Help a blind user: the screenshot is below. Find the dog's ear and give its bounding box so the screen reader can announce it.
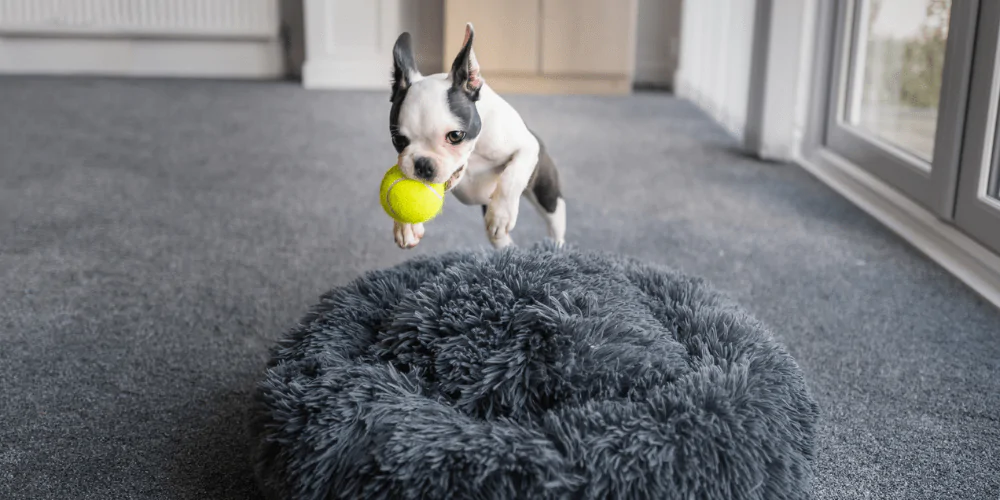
[391,32,420,102]
[449,23,483,100]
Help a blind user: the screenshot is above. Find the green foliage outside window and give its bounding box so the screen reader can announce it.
[864,0,950,110]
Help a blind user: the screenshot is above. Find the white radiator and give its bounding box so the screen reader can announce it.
[0,0,284,78]
[0,0,279,39]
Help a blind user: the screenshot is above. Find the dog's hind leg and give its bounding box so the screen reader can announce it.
[525,147,565,246]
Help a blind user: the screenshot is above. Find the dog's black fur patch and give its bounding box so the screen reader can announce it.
[447,87,482,141]
[527,131,561,214]
[389,88,410,154]
[389,34,418,153]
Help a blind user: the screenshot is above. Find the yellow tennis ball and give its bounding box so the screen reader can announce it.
[379,165,445,224]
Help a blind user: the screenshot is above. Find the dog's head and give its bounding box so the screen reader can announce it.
[389,23,483,188]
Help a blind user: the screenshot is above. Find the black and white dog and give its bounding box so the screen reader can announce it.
[389,23,566,249]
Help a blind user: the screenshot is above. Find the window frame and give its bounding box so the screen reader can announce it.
[823,0,979,218]
[954,0,1000,252]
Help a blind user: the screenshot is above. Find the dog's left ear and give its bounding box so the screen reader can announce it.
[449,23,484,100]
[391,32,420,102]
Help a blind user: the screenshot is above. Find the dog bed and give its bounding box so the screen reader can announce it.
[251,243,819,500]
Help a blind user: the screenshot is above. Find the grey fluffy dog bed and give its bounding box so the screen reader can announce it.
[252,244,819,499]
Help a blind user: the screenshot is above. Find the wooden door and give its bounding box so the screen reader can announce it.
[540,0,637,77]
[443,0,540,74]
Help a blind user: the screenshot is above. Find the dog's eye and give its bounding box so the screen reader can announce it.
[446,131,467,145]
[392,134,409,153]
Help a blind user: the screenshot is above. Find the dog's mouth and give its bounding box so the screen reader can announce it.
[444,165,466,191]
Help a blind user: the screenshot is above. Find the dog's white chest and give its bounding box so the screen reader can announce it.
[450,152,502,206]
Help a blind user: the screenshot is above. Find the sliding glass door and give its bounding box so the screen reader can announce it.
[824,0,1000,254]
[826,0,976,217]
[955,0,1000,252]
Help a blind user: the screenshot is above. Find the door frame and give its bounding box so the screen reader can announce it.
[954,0,1000,252]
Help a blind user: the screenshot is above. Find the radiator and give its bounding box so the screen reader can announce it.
[0,0,279,39]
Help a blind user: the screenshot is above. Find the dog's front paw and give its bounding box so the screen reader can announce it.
[485,199,518,242]
[393,221,425,249]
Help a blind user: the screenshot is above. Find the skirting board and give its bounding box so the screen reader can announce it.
[302,65,633,95]
[633,62,675,88]
[0,36,283,78]
[798,148,1000,310]
[484,74,632,96]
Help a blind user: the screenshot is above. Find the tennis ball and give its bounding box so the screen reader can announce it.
[379,164,445,224]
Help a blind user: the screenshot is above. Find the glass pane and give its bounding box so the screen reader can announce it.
[846,0,952,162]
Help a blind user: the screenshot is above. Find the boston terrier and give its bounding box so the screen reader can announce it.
[388,23,566,249]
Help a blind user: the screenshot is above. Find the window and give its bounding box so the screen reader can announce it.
[953,0,1000,252]
[825,0,970,216]
[820,0,1000,254]
[845,0,951,162]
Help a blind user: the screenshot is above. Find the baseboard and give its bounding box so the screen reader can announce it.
[798,148,1000,310]
[633,62,674,88]
[0,36,283,78]
[302,62,632,95]
[484,74,632,95]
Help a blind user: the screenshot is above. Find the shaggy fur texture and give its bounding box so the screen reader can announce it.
[251,243,819,499]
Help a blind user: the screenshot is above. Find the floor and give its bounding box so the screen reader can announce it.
[1,77,998,500]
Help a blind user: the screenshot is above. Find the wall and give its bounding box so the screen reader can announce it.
[675,0,758,139]
[280,0,306,79]
[303,0,679,90]
[749,0,818,160]
[0,0,284,78]
[302,0,444,90]
[402,0,445,74]
[634,0,682,88]
[675,0,817,160]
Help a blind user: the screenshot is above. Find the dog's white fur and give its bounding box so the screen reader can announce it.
[392,24,565,250]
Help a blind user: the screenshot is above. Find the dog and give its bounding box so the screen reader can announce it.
[388,23,566,249]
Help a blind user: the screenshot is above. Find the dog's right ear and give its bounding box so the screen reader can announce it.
[391,32,420,102]
[449,23,483,100]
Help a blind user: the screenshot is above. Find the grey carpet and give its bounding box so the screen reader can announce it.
[0,77,997,500]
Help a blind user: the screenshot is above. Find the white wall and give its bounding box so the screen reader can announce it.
[0,0,284,78]
[752,0,818,160]
[676,0,817,160]
[675,0,758,139]
[302,0,444,90]
[634,0,682,87]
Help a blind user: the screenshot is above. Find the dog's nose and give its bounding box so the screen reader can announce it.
[413,157,435,181]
